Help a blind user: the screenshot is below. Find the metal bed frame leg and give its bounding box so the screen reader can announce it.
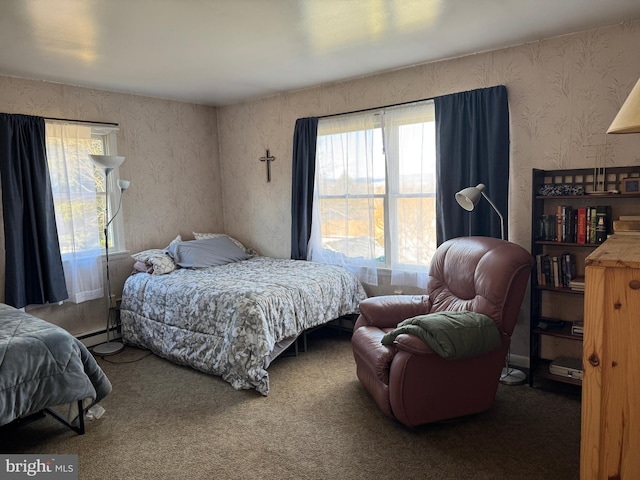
[44,400,85,435]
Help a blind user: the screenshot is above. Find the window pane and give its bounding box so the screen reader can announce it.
[46,125,100,255]
[318,197,385,261]
[46,123,122,254]
[91,136,109,248]
[313,102,436,283]
[316,127,385,196]
[398,121,436,194]
[394,196,437,265]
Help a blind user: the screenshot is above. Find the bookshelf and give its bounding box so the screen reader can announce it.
[529,166,640,388]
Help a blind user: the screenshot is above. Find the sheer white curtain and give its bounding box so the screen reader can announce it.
[309,102,436,288]
[45,122,104,303]
[382,101,436,289]
[308,112,380,285]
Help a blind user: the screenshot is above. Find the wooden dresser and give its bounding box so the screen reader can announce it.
[581,234,640,480]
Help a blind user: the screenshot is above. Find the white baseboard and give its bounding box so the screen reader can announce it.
[508,353,529,369]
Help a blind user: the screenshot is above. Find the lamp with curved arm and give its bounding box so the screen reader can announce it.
[455,182,525,385]
[455,183,504,240]
[90,155,129,356]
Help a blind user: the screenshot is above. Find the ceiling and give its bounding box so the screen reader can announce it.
[1,0,640,107]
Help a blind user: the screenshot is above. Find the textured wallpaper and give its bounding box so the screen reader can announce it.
[0,77,224,335]
[0,20,639,360]
[219,21,640,256]
[217,20,640,359]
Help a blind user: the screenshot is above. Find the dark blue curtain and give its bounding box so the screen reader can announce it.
[290,117,319,260]
[0,114,68,308]
[435,85,510,244]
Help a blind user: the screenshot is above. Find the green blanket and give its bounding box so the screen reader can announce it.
[381,311,502,360]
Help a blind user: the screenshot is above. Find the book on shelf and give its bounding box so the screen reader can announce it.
[555,205,575,243]
[537,205,612,244]
[577,208,587,244]
[536,254,552,286]
[595,205,611,244]
[569,276,585,291]
[618,215,640,221]
[535,254,544,285]
[551,256,560,287]
[535,253,576,288]
[613,219,640,232]
[571,321,584,337]
[589,206,597,243]
[543,255,551,285]
[561,252,576,287]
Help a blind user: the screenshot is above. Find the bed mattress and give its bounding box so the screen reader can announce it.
[120,256,366,394]
[0,304,112,427]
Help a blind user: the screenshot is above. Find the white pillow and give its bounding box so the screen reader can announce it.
[131,235,182,275]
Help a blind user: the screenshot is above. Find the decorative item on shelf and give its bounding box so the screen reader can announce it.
[536,319,565,331]
[584,134,613,194]
[621,176,640,194]
[90,154,130,356]
[537,184,584,197]
[607,77,640,134]
[455,183,525,386]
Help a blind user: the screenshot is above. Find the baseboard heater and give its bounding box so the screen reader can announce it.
[77,326,122,348]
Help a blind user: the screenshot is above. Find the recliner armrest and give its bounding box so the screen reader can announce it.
[355,295,431,330]
[393,333,437,356]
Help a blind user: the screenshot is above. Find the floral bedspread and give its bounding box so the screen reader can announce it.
[120,257,366,395]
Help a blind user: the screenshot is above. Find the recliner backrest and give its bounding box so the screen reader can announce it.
[427,236,533,336]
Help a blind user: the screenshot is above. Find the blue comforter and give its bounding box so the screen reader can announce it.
[0,303,112,426]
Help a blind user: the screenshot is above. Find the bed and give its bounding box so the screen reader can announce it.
[120,236,367,395]
[0,303,112,433]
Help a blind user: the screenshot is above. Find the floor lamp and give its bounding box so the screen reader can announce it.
[455,183,527,386]
[90,154,128,356]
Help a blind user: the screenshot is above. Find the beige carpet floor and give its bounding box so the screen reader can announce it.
[0,328,581,479]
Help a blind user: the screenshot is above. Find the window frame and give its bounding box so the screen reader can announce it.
[45,121,127,257]
[314,103,436,271]
[92,125,126,255]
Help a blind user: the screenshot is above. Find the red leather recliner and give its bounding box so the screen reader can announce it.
[351,236,534,427]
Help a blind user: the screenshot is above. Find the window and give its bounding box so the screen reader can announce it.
[44,121,125,303]
[309,100,436,288]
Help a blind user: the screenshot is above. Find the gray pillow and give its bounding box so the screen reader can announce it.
[164,237,250,268]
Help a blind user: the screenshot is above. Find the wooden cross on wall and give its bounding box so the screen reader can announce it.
[259,149,276,183]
